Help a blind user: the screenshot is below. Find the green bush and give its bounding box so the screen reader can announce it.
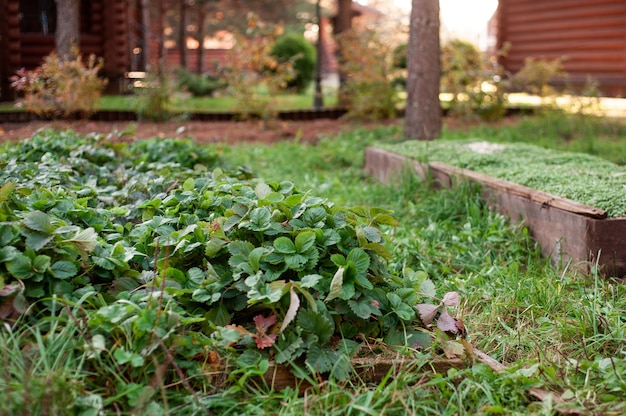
[270,34,316,93]
[177,68,225,97]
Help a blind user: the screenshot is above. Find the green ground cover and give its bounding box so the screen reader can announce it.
[381,138,626,217]
[0,111,625,415]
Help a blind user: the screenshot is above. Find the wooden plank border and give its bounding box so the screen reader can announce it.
[364,147,626,277]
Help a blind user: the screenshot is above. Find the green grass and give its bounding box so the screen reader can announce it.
[215,112,626,415]
[98,92,339,113]
[1,111,626,414]
[1,91,339,114]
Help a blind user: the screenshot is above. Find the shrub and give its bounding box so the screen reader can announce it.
[338,29,398,120]
[221,14,295,120]
[177,68,225,97]
[440,40,483,101]
[440,40,509,121]
[512,56,567,97]
[133,66,177,121]
[10,52,108,118]
[270,34,316,93]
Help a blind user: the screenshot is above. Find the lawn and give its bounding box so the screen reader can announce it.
[0,111,625,415]
[0,90,340,114]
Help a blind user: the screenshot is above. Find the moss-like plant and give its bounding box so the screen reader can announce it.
[383,139,626,217]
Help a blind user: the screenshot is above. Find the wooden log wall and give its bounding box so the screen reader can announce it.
[102,0,131,80]
[497,0,626,97]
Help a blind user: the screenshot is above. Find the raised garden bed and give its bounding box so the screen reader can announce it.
[364,141,626,278]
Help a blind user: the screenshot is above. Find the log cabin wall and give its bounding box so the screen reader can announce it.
[497,0,626,97]
[0,0,131,101]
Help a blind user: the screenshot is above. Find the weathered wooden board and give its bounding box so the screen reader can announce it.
[261,356,464,391]
[364,147,626,277]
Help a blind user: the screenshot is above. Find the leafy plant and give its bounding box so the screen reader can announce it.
[0,129,464,399]
[337,28,398,120]
[10,51,108,119]
[512,56,567,98]
[440,40,510,121]
[270,34,316,93]
[221,14,295,120]
[177,68,226,97]
[133,65,178,121]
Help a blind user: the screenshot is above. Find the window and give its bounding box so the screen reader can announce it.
[19,0,92,35]
[19,0,57,34]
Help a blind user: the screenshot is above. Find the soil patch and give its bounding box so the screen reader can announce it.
[0,116,522,145]
[0,118,402,145]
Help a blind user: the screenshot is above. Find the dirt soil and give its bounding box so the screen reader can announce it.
[0,118,403,145]
[0,116,521,145]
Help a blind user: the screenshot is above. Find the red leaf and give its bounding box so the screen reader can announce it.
[253,314,279,349]
[253,314,278,335]
[254,333,278,349]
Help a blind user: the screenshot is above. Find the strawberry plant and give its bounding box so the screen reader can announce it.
[0,130,461,405]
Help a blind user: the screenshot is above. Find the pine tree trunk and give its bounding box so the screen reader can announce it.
[404,0,441,140]
[197,6,207,74]
[55,0,80,59]
[140,0,152,68]
[334,0,352,107]
[179,0,188,69]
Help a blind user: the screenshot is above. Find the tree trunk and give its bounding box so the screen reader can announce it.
[197,6,207,74]
[140,0,152,68]
[156,0,166,62]
[404,0,441,140]
[55,0,80,59]
[179,0,188,69]
[334,0,352,107]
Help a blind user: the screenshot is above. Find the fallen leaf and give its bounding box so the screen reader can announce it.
[225,324,252,337]
[416,303,440,325]
[280,285,300,333]
[442,340,466,359]
[437,309,459,334]
[0,284,21,297]
[442,291,460,307]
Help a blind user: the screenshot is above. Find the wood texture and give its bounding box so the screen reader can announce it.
[364,147,626,277]
[497,0,626,96]
[261,356,464,391]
